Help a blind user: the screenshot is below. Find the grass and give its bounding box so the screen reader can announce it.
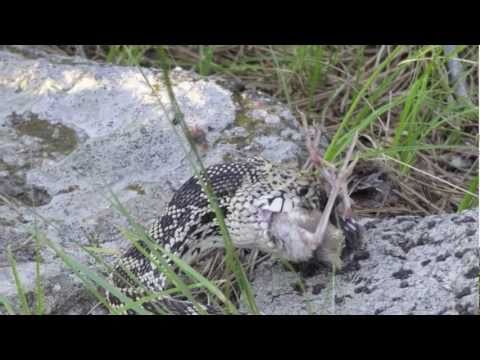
[6,247,31,314]
[1,45,478,315]
[2,231,46,315]
[137,50,258,314]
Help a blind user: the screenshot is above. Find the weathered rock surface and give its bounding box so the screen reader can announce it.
[0,46,308,314]
[245,210,479,315]
[0,47,478,315]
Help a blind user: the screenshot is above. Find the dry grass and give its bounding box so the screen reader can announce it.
[3,45,476,315]
[53,45,478,217]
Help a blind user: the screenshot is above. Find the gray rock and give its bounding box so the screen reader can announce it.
[0,47,305,314]
[0,47,478,315]
[244,210,479,315]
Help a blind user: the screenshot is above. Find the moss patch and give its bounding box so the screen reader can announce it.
[126,183,146,195]
[9,112,79,156]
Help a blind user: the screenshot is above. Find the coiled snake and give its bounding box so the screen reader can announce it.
[106,157,361,314]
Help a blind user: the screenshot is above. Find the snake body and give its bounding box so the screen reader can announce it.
[107,157,361,314]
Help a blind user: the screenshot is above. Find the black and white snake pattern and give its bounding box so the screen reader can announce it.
[106,157,361,314]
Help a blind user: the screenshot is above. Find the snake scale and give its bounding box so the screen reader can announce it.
[106,157,362,314]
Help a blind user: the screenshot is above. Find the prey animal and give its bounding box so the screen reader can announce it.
[107,157,362,314]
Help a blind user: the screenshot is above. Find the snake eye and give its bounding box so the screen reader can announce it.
[298,187,309,197]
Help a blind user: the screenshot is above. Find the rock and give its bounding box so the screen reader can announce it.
[0,47,306,314]
[0,47,478,315]
[243,209,479,315]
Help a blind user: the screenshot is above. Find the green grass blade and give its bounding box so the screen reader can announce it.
[33,230,45,315]
[109,187,239,314]
[0,295,16,315]
[6,247,31,315]
[270,46,293,111]
[39,232,152,315]
[198,46,215,76]
[157,243,239,313]
[330,94,406,161]
[107,190,212,314]
[140,52,259,314]
[119,227,209,315]
[325,45,406,161]
[458,175,479,211]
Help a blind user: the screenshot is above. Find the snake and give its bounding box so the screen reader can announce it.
[106,157,362,314]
